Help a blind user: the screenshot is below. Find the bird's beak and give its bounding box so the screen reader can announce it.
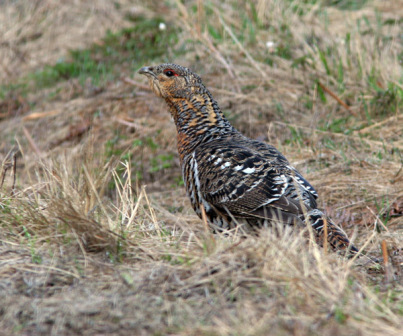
[138,66,156,78]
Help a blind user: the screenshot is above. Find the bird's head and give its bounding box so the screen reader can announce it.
[138,63,203,99]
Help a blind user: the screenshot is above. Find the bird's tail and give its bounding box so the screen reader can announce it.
[300,209,358,255]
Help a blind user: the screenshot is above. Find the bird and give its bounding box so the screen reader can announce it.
[138,63,358,255]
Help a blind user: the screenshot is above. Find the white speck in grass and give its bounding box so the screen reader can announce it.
[159,22,166,31]
[266,41,275,48]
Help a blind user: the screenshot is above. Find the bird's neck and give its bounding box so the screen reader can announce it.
[165,91,235,159]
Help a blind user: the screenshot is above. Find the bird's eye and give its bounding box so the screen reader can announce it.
[164,69,177,77]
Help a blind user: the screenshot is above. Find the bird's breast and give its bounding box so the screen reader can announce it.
[177,132,193,163]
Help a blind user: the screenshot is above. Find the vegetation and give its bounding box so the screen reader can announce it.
[0,0,402,335]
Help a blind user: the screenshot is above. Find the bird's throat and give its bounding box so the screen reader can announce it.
[166,93,228,133]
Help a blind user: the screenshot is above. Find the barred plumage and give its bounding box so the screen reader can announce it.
[139,63,358,254]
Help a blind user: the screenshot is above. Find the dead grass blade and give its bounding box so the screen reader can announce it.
[200,203,210,234]
[22,126,43,157]
[323,217,328,255]
[218,15,268,79]
[381,240,391,282]
[318,81,350,111]
[174,0,239,90]
[22,110,61,121]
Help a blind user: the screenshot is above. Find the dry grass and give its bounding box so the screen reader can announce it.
[0,0,402,335]
[0,0,141,83]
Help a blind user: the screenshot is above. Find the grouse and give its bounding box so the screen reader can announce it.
[138,63,358,254]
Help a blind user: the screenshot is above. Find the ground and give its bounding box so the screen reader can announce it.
[0,0,402,335]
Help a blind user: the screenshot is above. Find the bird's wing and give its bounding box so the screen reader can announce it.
[247,138,319,200]
[194,140,318,221]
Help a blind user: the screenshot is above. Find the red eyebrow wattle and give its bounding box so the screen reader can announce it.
[164,69,179,76]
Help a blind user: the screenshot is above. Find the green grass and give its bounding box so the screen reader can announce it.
[22,226,42,264]
[30,50,110,87]
[318,116,358,134]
